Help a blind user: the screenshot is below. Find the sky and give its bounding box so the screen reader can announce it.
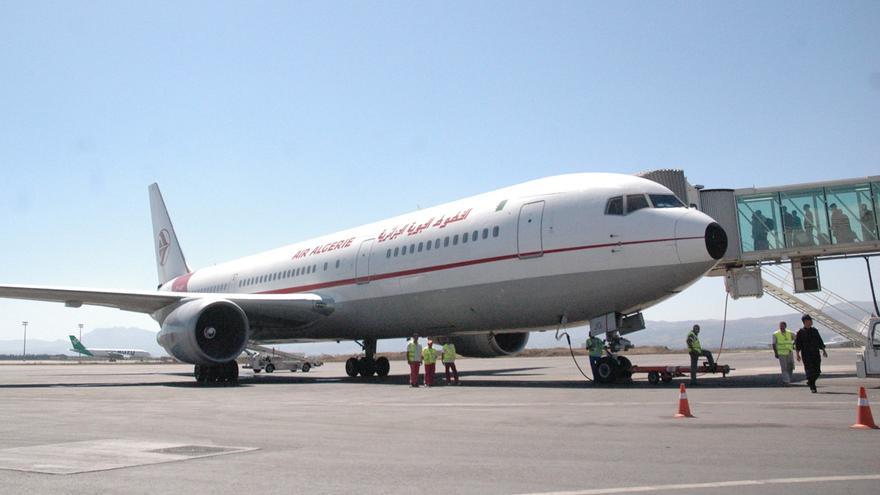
[1,1,878,345]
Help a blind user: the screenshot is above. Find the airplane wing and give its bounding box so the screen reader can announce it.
[0,284,334,322]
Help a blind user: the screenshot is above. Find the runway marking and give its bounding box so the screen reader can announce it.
[516,474,880,495]
[367,400,847,408]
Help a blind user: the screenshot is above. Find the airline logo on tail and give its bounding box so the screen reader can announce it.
[157,229,170,266]
[69,336,94,356]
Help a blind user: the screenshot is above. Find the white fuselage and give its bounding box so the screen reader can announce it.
[158,173,722,343]
[74,348,151,359]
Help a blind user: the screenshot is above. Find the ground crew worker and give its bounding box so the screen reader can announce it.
[795,314,826,393]
[586,334,604,378]
[407,335,422,387]
[686,324,715,385]
[772,321,795,386]
[422,338,438,387]
[441,340,459,385]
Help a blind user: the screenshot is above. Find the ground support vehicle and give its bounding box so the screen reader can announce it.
[630,362,732,385]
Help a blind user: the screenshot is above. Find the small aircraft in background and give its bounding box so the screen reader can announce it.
[68,335,151,361]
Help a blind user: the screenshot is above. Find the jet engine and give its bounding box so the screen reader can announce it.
[157,299,249,365]
[449,332,529,358]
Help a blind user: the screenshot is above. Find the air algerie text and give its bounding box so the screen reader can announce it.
[292,237,355,260]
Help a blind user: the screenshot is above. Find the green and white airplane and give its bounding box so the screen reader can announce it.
[68,335,151,360]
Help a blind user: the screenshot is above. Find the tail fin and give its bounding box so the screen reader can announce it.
[69,335,93,356]
[149,183,190,285]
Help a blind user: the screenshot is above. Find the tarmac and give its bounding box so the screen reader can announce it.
[1,349,878,495]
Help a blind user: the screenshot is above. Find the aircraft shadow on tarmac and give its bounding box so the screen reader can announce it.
[0,369,866,391]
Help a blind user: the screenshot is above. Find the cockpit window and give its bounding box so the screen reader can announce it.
[649,194,685,208]
[626,194,649,213]
[605,196,623,215]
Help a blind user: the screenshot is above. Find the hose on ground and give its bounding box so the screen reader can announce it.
[555,316,593,382]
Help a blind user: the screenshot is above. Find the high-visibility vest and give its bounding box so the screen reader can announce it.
[773,330,794,356]
[407,342,421,362]
[687,331,702,353]
[442,343,456,363]
[588,337,604,357]
[422,347,438,365]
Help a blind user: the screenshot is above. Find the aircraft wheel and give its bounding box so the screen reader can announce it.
[595,358,616,384]
[226,361,239,383]
[252,369,261,374]
[345,357,359,377]
[375,357,390,377]
[194,365,205,383]
[648,371,660,385]
[265,363,275,373]
[301,362,311,373]
[616,356,633,379]
[358,357,375,377]
[661,372,673,383]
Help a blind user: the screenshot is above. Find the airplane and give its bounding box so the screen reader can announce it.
[68,335,151,361]
[0,173,727,383]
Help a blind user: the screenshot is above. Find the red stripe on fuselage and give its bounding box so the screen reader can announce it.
[251,235,702,295]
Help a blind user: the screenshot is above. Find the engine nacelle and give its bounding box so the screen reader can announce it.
[449,332,529,358]
[157,299,250,365]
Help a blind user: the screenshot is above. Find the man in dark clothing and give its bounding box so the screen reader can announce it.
[795,314,827,393]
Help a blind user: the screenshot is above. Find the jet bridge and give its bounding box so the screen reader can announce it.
[640,170,880,345]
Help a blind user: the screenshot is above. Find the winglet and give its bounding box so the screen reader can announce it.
[69,335,94,356]
[149,183,190,285]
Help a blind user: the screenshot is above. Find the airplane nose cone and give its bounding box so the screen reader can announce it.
[704,222,728,260]
[675,211,727,264]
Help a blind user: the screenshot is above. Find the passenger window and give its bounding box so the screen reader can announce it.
[410,244,415,254]
[296,268,300,276]
[627,194,649,213]
[453,234,459,245]
[605,196,624,215]
[435,239,441,249]
[482,228,488,239]
[493,226,500,237]
[401,246,407,256]
[462,232,468,243]
[394,247,399,257]
[313,264,317,273]
[336,260,340,268]
[418,242,423,252]
[473,230,479,241]
[426,241,431,251]
[324,262,328,271]
[444,237,450,247]
[386,249,391,258]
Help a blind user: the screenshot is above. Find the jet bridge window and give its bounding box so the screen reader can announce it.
[626,194,649,213]
[605,196,624,215]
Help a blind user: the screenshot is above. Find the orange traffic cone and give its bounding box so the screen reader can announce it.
[675,383,694,418]
[851,386,878,430]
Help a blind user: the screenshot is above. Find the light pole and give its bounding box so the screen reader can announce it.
[21,321,28,360]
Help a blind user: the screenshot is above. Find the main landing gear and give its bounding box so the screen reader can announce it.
[194,361,239,384]
[345,338,390,378]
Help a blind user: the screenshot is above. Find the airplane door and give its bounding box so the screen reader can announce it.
[355,239,375,284]
[518,201,545,258]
